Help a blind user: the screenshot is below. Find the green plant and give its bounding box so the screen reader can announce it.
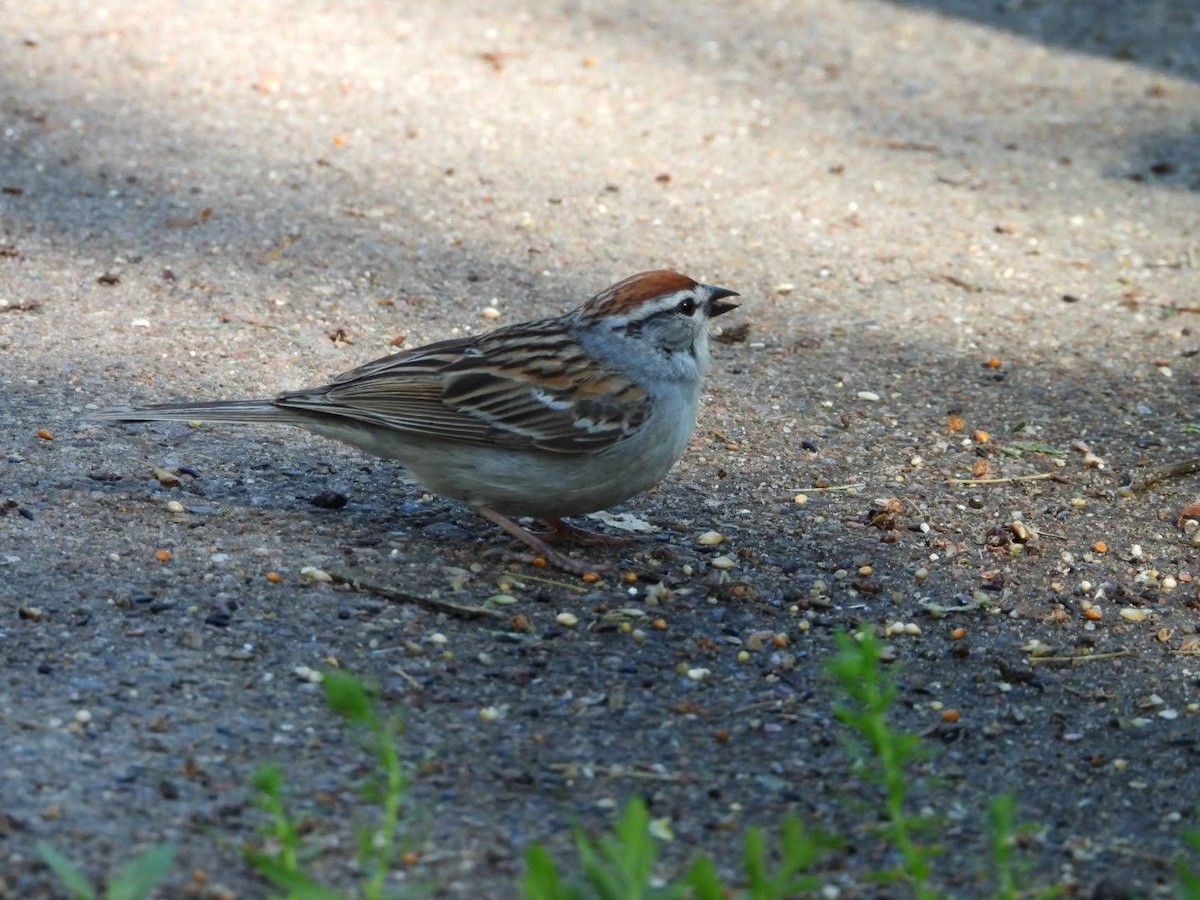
[244,669,421,899]
[522,796,832,899]
[827,630,939,898]
[37,841,176,900]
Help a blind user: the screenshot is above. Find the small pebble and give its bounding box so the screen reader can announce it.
[1119,608,1151,622]
[775,283,795,295]
[914,567,929,581]
[793,493,808,505]
[74,709,92,725]
[293,665,323,683]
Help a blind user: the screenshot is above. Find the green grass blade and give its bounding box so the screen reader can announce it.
[36,842,96,900]
[108,843,176,900]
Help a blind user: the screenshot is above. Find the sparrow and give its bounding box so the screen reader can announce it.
[95,270,740,572]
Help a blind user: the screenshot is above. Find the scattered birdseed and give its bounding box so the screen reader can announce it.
[775,283,795,295]
[488,594,518,606]
[737,650,750,663]
[686,667,712,682]
[555,612,579,627]
[300,566,332,582]
[857,391,880,402]
[1119,608,1151,622]
[429,633,448,645]
[154,549,172,563]
[697,531,724,546]
[480,306,501,320]
[903,623,921,636]
[858,565,874,576]
[293,665,323,683]
[951,627,966,640]
[710,555,736,570]
[74,709,92,724]
[36,428,53,441]
[1084,607,1102,621]
[914,567,929,581]
[166,500,185,513]
[581,571,601,583]
[1161,576,1178,592]
[265,571,282,584]
[479,706,500,721]
[793,493,808,505]
[1093,541,1108,554]
[942,709,961,723]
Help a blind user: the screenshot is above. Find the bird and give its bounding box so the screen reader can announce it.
[94,270,740,572]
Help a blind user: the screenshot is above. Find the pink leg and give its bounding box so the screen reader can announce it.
[476,507,605,575]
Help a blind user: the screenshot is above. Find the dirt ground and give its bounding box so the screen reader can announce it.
[3,1,1200,897]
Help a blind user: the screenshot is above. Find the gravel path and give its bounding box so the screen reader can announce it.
[2,1,1199,896]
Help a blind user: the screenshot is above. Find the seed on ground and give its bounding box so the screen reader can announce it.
[266,571,282,584]
[942,708,961,723]
[686,667,712,682]
[710,555,736,570]
[1093,541,1108,553]
[697,531,724,546]
[479,706,500,721]
[951,627,966,640]
[300,566,331,582]
[155,549,172,563]
[1084,607,1102,621]
[555,611,579,627]
[166,500,185,513]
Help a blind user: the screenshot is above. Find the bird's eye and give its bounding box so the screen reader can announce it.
[676,297,697,316]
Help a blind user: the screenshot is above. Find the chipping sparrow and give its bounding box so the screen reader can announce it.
[95,270,740,572]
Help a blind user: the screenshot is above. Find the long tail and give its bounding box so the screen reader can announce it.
[91,398,300,426]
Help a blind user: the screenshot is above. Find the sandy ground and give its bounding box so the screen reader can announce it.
[2,1,1199,896]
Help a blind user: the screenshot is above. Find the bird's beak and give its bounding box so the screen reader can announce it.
[705,285,740,317]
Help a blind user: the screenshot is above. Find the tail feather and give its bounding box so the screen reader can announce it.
[91,399,296,426]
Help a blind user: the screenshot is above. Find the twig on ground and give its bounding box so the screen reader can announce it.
[946,473,1054,486]
[1028,649,1132,665]
[1130,458,1200,493]
[327,571,504,620]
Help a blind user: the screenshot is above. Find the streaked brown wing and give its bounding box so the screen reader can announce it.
[273,321,651,453]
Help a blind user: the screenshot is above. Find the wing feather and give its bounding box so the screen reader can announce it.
[272,320,650,453]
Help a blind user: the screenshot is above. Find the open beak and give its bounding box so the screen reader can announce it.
[705,285,740,317]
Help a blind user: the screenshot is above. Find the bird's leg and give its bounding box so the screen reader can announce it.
[475,507,603,575]
[536,517,635,547]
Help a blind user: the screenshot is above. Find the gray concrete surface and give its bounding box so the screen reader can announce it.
[2,1,1199,896]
